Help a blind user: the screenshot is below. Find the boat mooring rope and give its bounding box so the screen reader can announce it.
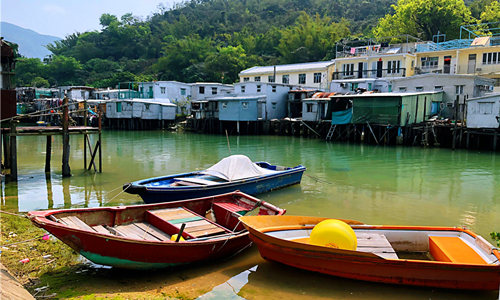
[305,174,334,185]
[0,210,26,218]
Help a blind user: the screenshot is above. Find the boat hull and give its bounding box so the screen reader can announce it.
[29,192,285,269]
[126,167,305,204]
[241,216,500,290]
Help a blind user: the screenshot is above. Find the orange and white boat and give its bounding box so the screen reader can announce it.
[239,215,500,290]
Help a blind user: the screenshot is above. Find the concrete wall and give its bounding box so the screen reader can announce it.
[467,94,500,128]
[329,79,393,93]
[392,74,495,118]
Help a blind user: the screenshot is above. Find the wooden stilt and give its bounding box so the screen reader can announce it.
[2,130,11,169]
[10,121,18,180]
[493,131,498,151]
[45,136,52,173]
[62,97,71,177]
[467,132,470,149]
[99,112,102,173]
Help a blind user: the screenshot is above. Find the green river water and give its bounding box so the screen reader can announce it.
[1,130,499,299]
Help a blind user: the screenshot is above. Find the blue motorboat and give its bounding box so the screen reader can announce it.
[124,155,306,204]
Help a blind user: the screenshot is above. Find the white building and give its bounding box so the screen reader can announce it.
[239,61,335,90]
[466,93,500,129]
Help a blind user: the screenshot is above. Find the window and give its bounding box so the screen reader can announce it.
[160,87,166,94]
[399,87,407,92]
[479,102,494,114]
[257,85,261,92]
[242,102,249,109]
[306,103,313,113]
[199,86,205,94]
[299,74,306,84]
[212,87,217,94]
[415,86,424,92]
[342,64,354,76]
[282,75,289,84]
[181,88,186,95]
[387,60,401,74]
[243,77,249,82]
[272,85,277,92]
[241,85,245,93]
[314,73,321,83]
[268,75,275,83]
[221,102,227,109]
[350,83,358,91]
[422,57,438,68]
[456,85,464,94]
[482,52,500,64]
[255,76,261,82]
[434,86,443,91]
[272,102,277,109]
[145,104,150,110]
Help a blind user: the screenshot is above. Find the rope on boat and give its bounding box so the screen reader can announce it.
[305,174,334,185]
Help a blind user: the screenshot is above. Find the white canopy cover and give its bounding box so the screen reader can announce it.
[202,155,277,181]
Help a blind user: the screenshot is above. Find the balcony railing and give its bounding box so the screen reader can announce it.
[414,65,456,75]
[332,68,406,80]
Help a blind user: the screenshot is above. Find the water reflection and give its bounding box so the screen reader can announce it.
[197,265,257,299]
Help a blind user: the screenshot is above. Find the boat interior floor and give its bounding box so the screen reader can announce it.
[56,203,250,242]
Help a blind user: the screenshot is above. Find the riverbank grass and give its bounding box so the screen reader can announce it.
[0,213,81,295]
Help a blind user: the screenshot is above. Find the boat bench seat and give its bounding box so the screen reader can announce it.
[213,202,250,216]
[429,236,487,264]
[147,207,228,239]
[356,232,399,259]
[60,216,95,232]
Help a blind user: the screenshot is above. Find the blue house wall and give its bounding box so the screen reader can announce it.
[219,98,259,121]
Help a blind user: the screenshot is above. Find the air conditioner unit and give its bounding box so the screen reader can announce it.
[340,83,348,88]
[476,68,482,71]
[420,57,427,61]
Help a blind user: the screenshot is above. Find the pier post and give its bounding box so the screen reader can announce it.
[452,99,458,150]
[45,136,52,173]
[493,131,498,151]
[99,111,102,173]
[2,130,11,169]
[9,121,18,180]
[62,97,71,177]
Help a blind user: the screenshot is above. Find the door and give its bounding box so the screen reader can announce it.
[358,62,364,78]
[376,61,383,78]
[444,55,451,74]
[468,54,476,74]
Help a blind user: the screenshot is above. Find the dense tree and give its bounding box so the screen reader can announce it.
[480,1,500,25]
[374,0,475,40]
[15,58,46,87]
[205,45,248,83]
[277,13,350,63]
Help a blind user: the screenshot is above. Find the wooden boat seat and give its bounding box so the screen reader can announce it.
[429,236,487,265]
[213,202,250,215]
[356,232,398,259]
[60,216,95,232]
[147,207,228,239]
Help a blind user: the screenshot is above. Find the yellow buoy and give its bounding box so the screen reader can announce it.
[310,219,357,250]
[171,234,185,242]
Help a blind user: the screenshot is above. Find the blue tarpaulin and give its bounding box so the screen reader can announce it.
[331,108,353,125]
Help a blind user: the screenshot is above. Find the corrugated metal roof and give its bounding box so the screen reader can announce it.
[333,91,443,98]
[240,61,335,75]
[312,92,338,99]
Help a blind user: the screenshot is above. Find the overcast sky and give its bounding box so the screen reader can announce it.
[2,0,174,38]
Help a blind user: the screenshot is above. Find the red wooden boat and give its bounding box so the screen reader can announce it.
[240,215,500,290]
[28,191,285,269]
